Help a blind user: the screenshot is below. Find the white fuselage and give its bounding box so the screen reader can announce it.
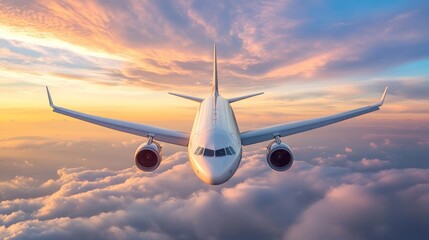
[188,94,242,185]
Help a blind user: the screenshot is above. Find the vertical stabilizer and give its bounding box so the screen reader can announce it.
[212,43,219,96]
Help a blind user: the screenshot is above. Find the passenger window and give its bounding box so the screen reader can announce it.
[197,147,204,155]
[194,147,201,155]
[228,146,236,155]
[215,148,226,157]
[203,148,214,157]
[225,147,232,155]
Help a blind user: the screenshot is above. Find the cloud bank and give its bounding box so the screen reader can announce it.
[1,148,429,240]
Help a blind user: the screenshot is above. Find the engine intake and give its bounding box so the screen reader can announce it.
[266,141,294,171]
[134,141,162,172]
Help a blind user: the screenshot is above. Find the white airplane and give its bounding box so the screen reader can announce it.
[46,44,388,185]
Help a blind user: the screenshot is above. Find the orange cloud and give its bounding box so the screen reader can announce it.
[266,49,346,78]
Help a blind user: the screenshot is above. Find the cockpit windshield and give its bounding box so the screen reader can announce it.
[194,147,204,155]
[203,148,214,157]
[215,148,226,157]
[194,146,236,157]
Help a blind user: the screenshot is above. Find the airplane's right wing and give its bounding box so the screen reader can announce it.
[240,87,388,146]
[46,87,189,146]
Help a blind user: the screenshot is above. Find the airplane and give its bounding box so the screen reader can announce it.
[46,44,388,185]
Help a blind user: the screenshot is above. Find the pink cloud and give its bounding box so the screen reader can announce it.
[353,158,390,170]
[285,184,381,239]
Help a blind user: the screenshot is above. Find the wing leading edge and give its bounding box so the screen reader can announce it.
[46,87,189,146]
[240,87,388,146]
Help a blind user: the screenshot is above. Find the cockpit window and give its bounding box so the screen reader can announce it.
[228,146,236,155]
[203,148,214,157]
[194,146,204,155]
[215,148,226,157]
[195,146,236,157]
[197,147,204,155]
[225,147,232,155]
[194,147,201,155]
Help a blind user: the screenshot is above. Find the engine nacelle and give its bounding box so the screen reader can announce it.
[266,141,294,171]
[134,141,162,172]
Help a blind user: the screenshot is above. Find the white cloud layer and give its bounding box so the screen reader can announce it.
[1,150,429,240]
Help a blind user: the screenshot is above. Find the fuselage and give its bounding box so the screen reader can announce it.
[188,94,242,185]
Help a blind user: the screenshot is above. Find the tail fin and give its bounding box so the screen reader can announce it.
[212,43,219,96]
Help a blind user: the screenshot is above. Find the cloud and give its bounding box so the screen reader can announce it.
[1,149,429,239]
[0,176,57,201]
[370,142,378,149]
[311,153,389,171]
[1,0,429,91]
[285,185,382,240]
[352,158,390,170]
[284,169,429,240]
[371,78,429,101]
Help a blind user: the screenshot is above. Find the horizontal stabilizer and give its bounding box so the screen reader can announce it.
[227,92,264,103]
[168,92,204,103]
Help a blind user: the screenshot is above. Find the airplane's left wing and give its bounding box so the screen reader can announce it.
[240,87,388,145]
[46,87,189,146]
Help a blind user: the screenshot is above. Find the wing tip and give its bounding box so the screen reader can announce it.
[379,86,388,106]
[46,86,55,108]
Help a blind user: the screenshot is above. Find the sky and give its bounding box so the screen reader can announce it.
[0,0,429,239]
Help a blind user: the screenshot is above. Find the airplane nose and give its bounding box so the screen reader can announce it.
[196,157,235,185]
[204,170,229,185]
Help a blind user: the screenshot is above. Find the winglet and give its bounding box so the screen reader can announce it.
[46,86,55,108]
[378,86,388,106]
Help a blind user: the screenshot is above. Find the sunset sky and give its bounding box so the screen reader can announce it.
[1,0,429,239]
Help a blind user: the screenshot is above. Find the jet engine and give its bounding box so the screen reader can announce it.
[134,140,162,172]
[266,139,294,171]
